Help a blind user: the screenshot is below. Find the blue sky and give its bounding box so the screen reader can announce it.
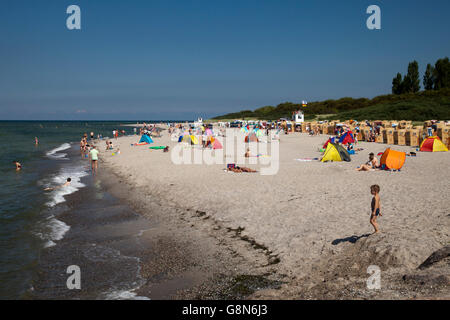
[0,0,449,120]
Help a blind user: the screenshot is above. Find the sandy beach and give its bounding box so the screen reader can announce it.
[98,128,449,299]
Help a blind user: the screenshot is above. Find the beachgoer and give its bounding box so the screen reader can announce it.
[227,166,257,173]
[90,132,94,140]
[13,161,22,171]
[44,178,72,191]
[356,153,379,171]
[431,124,438,136]
[35,137,38,145]
[370,184,382,233]
[89,146,99,174]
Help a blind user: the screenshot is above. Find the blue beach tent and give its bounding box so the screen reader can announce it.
[139,135,153,144]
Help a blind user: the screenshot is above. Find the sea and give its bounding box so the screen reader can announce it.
[0,121,177,300]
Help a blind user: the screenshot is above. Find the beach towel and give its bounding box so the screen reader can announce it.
[149,146,167,150]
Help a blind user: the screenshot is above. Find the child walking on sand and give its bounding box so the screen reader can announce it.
[370,185,382,233]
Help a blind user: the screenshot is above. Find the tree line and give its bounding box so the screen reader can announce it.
[212,57,450,121]
[392,57,450,94]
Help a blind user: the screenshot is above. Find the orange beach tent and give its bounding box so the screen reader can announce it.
[380,148,406,170]
[419,136,448,152]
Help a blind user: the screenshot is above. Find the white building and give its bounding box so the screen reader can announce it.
[292,110,304,123]
[193,117,203,127]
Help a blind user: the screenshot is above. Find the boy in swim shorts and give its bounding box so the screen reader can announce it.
[370,184,382,233]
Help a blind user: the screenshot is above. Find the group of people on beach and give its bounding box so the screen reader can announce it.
[79,133,99,174]
[16,122,386,234]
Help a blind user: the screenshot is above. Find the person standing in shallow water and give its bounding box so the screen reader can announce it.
[370,185,382,234]
[89,146,99,175]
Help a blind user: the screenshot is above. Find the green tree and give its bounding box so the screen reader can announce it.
[423,63,435,90]
[392,73,403,94]
[405,60,420,93]
[402,75,412,93]
[433,57,450,90]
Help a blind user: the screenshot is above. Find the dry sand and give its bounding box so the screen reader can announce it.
[97,128,449,299]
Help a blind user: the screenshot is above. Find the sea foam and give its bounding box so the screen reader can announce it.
[45,165,89,207]
[46,143,71,160]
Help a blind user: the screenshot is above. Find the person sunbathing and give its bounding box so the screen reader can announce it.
[228,166,257,173]
[356,153,379,171]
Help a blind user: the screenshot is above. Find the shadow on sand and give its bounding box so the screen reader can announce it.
[332,233,371,246]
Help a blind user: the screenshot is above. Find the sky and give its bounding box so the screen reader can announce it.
[0,0,449,120]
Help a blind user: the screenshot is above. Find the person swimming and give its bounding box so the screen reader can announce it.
[13,161,22,171]
[44,178,71,191]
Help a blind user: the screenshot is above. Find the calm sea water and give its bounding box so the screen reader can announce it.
[0,121,166,299]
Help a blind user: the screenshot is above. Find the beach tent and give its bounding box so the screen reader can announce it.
[380,148,406,170]
[323,137,335,149]
[254,129,263,137]
[338,131,355,145]
[139,135,153,144]
[205,136,214,148]
[419,136,448,152]
[245,132,259,143]
[321,143,351,162]
[178,132,190,143]
[205,128,213,136]
[212,138,223,149]
[178,133,191,142]
[180,134,192,143]
[190,135,199,145]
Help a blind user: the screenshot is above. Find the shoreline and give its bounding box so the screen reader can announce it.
[97,159,284,299]
[97,130,450,299]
